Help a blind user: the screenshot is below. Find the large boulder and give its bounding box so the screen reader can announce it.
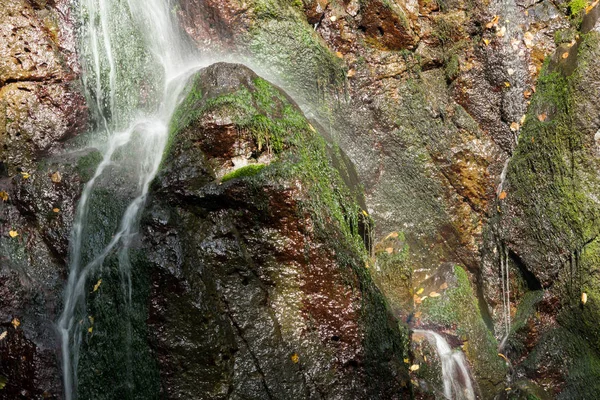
[143,62,411,399]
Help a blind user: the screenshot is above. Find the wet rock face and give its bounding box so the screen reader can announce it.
[0,0,87,175]
[144,62,411,399]
[0,0,86,398]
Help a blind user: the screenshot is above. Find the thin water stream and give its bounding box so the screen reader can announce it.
[57,1,202,398]
[414,330,476,400]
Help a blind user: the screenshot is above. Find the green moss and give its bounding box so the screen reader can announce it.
[76,150,103,183]
[568,0,587,16]
[221,164,266,182]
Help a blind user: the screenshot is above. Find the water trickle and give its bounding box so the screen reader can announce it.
[499,244,511,350]
[414,330,476,400]
[57,1,202,398]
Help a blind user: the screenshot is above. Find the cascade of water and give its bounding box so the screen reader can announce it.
[499,244,511,350]
[58,1,201,398]
[414,330,476,400]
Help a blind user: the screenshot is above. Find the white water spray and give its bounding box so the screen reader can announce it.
[58,1,203,398]
[414,330,476,400]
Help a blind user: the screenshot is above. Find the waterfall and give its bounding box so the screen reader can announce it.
[57,1,202,398]
[414,330,476,400]
[499,244,511,350]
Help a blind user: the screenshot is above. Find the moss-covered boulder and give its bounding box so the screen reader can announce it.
[143,62,411,399]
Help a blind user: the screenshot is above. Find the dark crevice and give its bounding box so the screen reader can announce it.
[508,249,543,290]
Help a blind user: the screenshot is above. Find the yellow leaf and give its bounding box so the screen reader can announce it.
[291,353,299,363]
[386,247,394,254]
[0,191,8,201]
[485,15,500,29]
[21,172,30,179]
[409,364,420,372]
[416,288,424,295]
[11,318,20,329]
[562,52,569,59]
[498,353,508,361]
[362,210,369,217]
[504,81,511,88]
[335,51,344,58]
[93,279,102,292]
[51,171,62,183]
[403,358,409,364]
[510,122,520,131]
[308,124,316,132]
[520,115,527,125]
[499,191,507,200]
[424,355,427,362]
[347,69,356,78]
[88,327,93,333]
[439,282,448,290]
[582,292,588,304]
[9,230,18,238]
[483,38,490,46]
[429,291,441,298]
[386,231,399,240]
[0,331,7,341]
[88,316,94,324]
[364,261,370,269]
[53,208,60,213]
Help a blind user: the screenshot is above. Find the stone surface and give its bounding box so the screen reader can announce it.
[143,62,411,399]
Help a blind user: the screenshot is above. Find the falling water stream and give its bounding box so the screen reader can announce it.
[57,1,201,398]
[414,330,476,400]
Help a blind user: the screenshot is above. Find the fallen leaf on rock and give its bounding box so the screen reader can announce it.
[499,191,507,200]
[347,69,356,78]
[386,247,394,254]
[537,113,547,122]
[504,81,511,88]
[0,191,8,201]
[562,52,569,59]
[386,231,399,239]
[413,294,422,304]
[88,327,93,334]
[440,282,448,290]
[498,353,508,361]
[291,353,299,363]
[362,210,369,217]
[582,292,588,304]
[429,291,441,298]
[51,171,62,183]
[524,31,534,48]
[510,122,520,131]
[21,172,30,179]
[410,364,420,372]
[335,51,344,58]
[53,208,60,213]
[520,115,527,125]
[9,230,18,238]
[404,358,409,364]
[0,331,6,341]
[486,15,500,29]
[483,38,490,46]
[524,90,532,99]
[416,288,424,295]
[93,279,102,292]
[11,318,20,329]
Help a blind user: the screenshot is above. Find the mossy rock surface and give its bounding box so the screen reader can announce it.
[146,62,412,399]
